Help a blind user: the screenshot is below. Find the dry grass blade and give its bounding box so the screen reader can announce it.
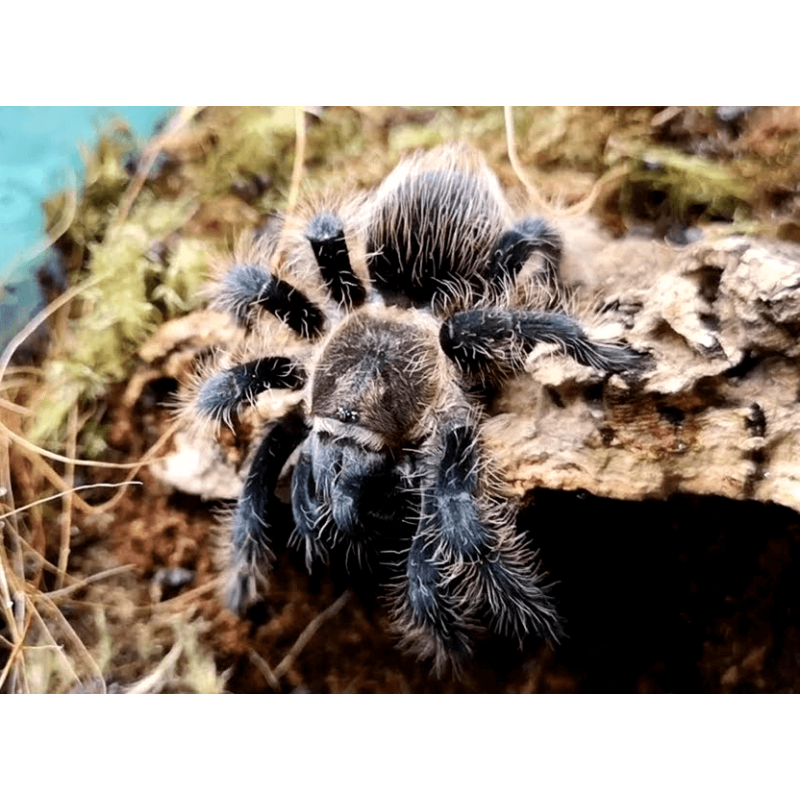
[115,106,201,224]
[44,565,135,601]
[2,423,165,471]
[56,405,78,588]
[34,593,107,693]
[504,104,632,218]
[0,482,142,522]
[248,650,280,691]
[0,612,32,692]
[504,105,550,214]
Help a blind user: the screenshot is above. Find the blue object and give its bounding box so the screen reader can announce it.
[0,106,173,352]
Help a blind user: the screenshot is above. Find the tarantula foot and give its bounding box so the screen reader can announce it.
[594,341,648,375]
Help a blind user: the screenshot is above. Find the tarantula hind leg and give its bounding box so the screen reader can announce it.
[224,410,309,615]
[440,308,644,381]
[485,217,563,295]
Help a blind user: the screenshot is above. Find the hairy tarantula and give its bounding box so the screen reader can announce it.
[186,144,641,673]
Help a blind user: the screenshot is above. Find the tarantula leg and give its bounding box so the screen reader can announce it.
[440,308,643,380]
[402,532,477,673]
[291,432,414,569]
[485,217,562,293]
[214,262,326,338]
[289,447,328,570]
[414,420,561,648]
[196,357,306,427]
[306,213,367,309]
[225,409,309,614]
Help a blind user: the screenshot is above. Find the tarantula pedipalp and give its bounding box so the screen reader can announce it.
[185,144,642,673]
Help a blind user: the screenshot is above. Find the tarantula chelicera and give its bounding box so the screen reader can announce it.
[186,144,641,672]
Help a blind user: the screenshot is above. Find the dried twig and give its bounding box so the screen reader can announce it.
[116,106,201,224]
[248,650,280,692]
[504,105,631,218]
[125,640,183,694]
[34,593,107,693]
[44,564,135,601]
[504,105,550,214]
[285,106,308,221]
[56,406,78,589]
[271,591,352,685]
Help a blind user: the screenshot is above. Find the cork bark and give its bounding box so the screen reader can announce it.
[485,223,800,514]
[145,221,800,516]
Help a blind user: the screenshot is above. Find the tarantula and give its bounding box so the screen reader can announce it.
[186,144,641,673]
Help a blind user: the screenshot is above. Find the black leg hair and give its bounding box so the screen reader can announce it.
[289,447,328,570]
[291,432,415,570]
[403,532,476,673]
[225,410,309,613]
[485,217,562,295]
[440,308,643,382]
[306,213,367,309]
[398,419,561,672]
[214,262,326,338]
[196,357,306,427]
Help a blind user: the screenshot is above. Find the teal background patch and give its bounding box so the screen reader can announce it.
[0,106,172,350]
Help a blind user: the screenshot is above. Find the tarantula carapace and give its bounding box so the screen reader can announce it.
[186,144,641,672]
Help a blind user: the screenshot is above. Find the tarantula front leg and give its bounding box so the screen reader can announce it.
[291,431,416,570]
[225,409,309,614]
[440,308,643,383]
[305,212,367,309]
[398,417,561,674]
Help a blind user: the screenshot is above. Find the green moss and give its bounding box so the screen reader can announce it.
[30,194,199,446]
[623,146,750,221]
[151,237,211,316]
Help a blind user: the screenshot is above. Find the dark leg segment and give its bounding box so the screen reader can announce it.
[485,217,562,293]
[440,308,643,380]
[290,432,415,569]
[289,447,327,569]
[226,410,309,614]
[400,420,562,672]
[196,357,306,426]
[214,262,326,338]
[403,533,475,671]
[306,213,366,309]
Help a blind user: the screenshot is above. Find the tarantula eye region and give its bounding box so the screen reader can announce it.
[336,406,359,424]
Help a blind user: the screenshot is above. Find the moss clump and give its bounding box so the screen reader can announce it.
[30,194,200,445]
[620,146,750,223]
